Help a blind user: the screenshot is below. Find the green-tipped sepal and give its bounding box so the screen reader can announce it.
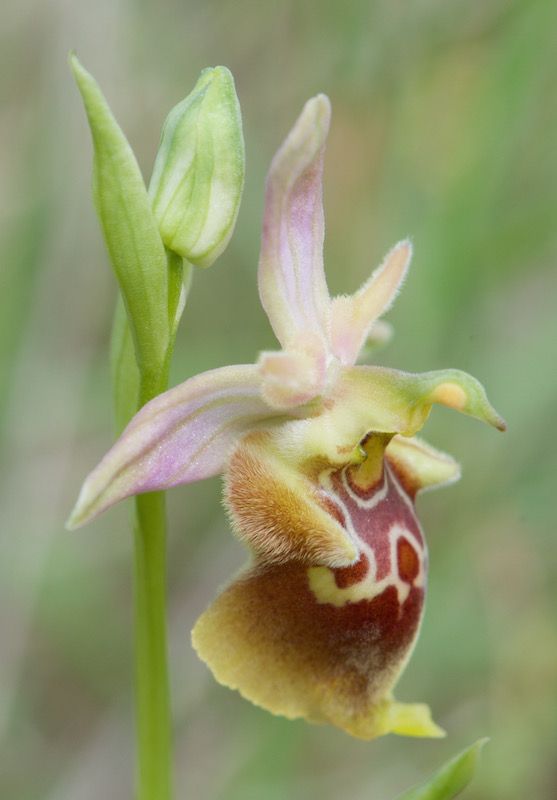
[149,66,245,267]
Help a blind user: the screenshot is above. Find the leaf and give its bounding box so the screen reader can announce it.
[395,739,488,800]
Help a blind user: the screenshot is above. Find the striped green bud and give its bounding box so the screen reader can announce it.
[149,67,245,267]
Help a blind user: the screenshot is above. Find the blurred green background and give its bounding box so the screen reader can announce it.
[1,0,556,798]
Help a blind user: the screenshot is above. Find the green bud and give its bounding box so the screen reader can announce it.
[149,66,245,267]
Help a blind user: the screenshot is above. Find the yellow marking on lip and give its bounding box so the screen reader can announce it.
[348,433,391,492]
[429,382,467,410]
[307,565,375,607]
[308,520,426,607]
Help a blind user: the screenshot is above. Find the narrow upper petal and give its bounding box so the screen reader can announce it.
[258,95,332,352]
[330,240,412,366]
[358,320,394,358]
[67,365,280,528]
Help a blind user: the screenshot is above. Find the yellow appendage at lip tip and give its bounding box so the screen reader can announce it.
[380,700,446,738]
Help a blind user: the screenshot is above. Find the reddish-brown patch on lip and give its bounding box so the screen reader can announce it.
[386,456,419,500]
[193,559,425,730]
[334,552,369,588]
[326,463,425,578]
[397,537,420,583]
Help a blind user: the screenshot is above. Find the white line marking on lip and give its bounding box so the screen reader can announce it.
[341,468,389,510]
[315,462,428,606]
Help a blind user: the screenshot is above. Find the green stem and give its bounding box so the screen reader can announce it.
[134,489,171,800]
[132,368,173,800]
[111,252,185,800]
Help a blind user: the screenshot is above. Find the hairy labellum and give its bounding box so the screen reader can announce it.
[192,433,440,739]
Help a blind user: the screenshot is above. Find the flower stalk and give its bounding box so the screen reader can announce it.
[69,91,504,743]
[111,251,185,800]
[70,54,244,800]
[133,489,171,800]
[131,343,175,800]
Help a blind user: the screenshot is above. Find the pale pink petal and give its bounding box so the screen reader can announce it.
[67,365,280,528]
[330,240,412,366]
[258,350,322,410]
[257,330,330,409]
[258,95,332,351]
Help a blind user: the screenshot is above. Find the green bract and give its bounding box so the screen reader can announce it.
[70,54,171,387]
[149,67,245,267]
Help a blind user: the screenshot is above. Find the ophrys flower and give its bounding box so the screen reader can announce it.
[69,94,505,739]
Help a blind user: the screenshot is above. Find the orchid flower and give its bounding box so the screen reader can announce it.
[68,94,505,740]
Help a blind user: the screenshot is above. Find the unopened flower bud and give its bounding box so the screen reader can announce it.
[149,67,245,267]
